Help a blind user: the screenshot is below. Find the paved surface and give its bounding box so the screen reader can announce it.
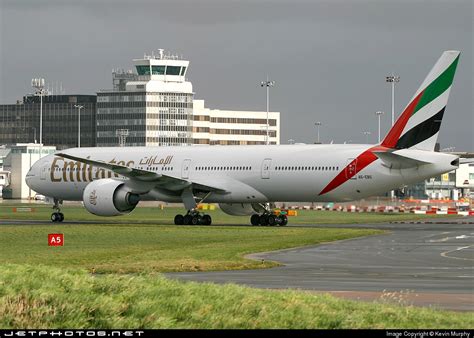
[167,221,474,311]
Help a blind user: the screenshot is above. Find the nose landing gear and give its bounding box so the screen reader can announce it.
[51,198,64,223]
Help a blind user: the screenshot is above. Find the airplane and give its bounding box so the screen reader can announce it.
[26,50,461,226]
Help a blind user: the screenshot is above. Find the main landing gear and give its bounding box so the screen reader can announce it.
[174,188,212,225]
[250,212,288,226]
[51,198,64,223]
[174,210,212,225]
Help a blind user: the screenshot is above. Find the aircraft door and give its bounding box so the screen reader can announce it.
[40,163,48,180]
[261,158,272,179]
[181,159,191,179]
[345,158,357,180]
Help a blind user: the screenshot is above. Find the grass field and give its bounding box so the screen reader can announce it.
[1,203,470,328]
[0,222,380,273]
[1,264,472,329]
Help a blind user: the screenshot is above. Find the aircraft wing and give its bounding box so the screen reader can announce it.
[55,152,227,193]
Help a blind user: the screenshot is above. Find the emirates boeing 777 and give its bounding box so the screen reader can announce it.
[26,51,461,225]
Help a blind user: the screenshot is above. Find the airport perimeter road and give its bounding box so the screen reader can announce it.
[168,221,474,311]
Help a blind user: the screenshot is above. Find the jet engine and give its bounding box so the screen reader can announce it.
[219,203,264,216]
[83,179,140,216]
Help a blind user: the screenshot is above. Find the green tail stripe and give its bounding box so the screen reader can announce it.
[413,55,459,115]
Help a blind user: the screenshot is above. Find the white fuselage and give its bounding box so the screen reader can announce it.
[26,144,457,204]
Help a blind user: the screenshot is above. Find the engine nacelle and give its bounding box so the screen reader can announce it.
[219,203,263,216]
[83,179,140,216]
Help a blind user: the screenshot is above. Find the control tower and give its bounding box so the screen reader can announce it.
[97,49,194,147]
[130,49,191,92]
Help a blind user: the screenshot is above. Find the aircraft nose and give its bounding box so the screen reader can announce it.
[25,165,36,188]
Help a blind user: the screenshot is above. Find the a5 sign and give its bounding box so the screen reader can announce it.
[48,234,64,246]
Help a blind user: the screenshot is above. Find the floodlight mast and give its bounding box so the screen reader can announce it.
[260,77,275,145]
[314,121,322,143]
[31,78,45,158]
[386,74,400,126]
[74,105,84,147]
[375,111,384,143]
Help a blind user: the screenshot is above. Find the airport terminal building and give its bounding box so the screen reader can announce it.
[0,94,96,149]
[193,100,279,145]
[97,50,280,147]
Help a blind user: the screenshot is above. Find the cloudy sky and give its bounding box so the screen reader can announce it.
[1,0,472,150]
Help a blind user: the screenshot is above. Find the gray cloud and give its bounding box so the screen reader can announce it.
[1,0,472,150]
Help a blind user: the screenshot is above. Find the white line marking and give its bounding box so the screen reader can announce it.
[441,245,474,261]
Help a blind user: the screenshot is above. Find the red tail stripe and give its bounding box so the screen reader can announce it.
[319,146,388,196]
[381,90,424,149]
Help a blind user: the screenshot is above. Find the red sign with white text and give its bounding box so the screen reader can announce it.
[48,234,64,246]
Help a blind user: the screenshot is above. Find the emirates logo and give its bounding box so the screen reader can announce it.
[89,190,97,206]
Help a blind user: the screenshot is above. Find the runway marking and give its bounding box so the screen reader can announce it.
[441,245,474,261]
[429,233,473,243]
[456,235,474,239]
[422,231,450,239]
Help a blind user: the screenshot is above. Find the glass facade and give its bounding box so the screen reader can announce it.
[96,91,193,147]
[136,66,151,75]
[135,65,186,76]
[0,95,96,149]
[152,66,165,75]
[166,66,181,75]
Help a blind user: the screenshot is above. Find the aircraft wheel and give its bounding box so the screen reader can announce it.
[250,214,260,226]
[174,214,184,225]
[280,215,288,226]
[202,215,212,225]
[259,214,269,226]
[51,213,59,223]
[58,213,64,222]
[191,215,200,225]
[267,215,277,226]
[183,214,193,225]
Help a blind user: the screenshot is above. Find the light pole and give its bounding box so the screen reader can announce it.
[260,77,275,145]
[31,78,45,158]
[31,127,37,144]
[386,74,400,126]
[363,131,371,144]
[386,74,400,201]
[74,105,84,148]
[315,121,322,143]
[375,111,384,143]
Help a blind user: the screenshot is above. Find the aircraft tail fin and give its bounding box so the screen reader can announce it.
[381,51,460,151]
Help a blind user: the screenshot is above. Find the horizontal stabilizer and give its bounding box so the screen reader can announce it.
[460,158,474,165]
[373,150,432,169]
